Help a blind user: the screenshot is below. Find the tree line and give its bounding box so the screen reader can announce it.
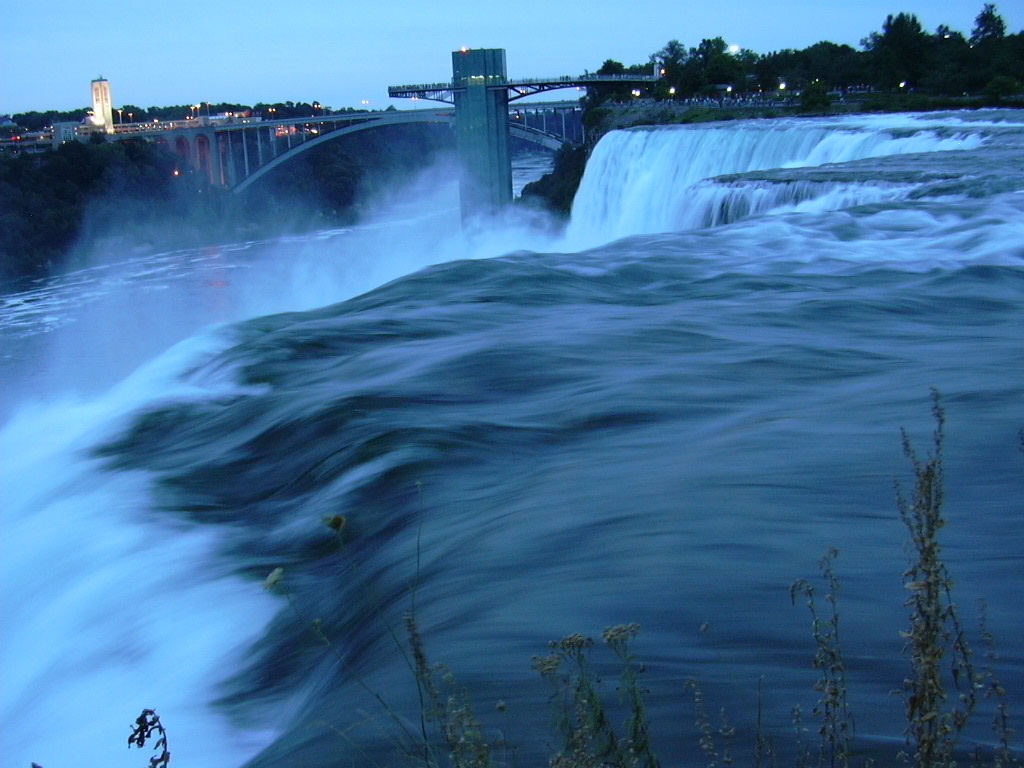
[587,4,1022,103]
[0,138,228,283]
[0,124,449,286]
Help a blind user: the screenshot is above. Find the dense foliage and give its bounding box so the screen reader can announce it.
[586,3,1022,103]
[0,139,223,283]
[520,145,589,215]
[0,124,450,287]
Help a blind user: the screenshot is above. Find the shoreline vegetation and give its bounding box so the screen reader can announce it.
[115,397,1023,768]
[2,3,1022,286]
[0,123,451,288]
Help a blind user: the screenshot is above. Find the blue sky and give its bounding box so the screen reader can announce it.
[1,0,1017,114]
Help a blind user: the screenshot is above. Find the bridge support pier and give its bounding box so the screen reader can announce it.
[452,48,512,220]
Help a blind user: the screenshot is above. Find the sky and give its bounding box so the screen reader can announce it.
[1,0,1018,114]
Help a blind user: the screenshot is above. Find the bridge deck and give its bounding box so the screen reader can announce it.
[389,72,659,103]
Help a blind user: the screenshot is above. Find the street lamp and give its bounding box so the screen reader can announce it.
[117,108,123,124]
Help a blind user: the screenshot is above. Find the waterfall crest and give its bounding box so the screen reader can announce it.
[566,115,984,246]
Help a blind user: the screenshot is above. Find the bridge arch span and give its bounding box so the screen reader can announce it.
[509,123,563,151]
[174,135,190,162]
[231,112,565,194]
[196,134,213,183]
[232,112,454,194]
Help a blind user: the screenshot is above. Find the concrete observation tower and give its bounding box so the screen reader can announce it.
[451,48,514,219]
[389,48,658,220]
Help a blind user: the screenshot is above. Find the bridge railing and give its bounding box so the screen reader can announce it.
[509,73,659,85]
[390,72,658,97]
[389,82,453,93]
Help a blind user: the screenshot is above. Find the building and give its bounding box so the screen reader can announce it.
[90,77,114,134]
[52,121,82,146]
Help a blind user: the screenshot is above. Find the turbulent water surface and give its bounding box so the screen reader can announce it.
[2,112,1023,768]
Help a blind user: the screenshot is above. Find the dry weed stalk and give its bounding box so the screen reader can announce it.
[975,600,1021,768]
[406,613,493,768]
[262,563,424,763]
[128,709,171,768]
[897,391,978,768]
[687,680,736,768]
[792,704,813,768]
[752,678,777,768]
[604,623,660,768]
[791,547,853,768]
[535,626,659,768]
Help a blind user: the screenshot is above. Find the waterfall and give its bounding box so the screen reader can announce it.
[0,333,280,768]
[566,115,984,247]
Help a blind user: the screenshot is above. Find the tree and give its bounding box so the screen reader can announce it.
[586,60,633,103]
[800,79,832,112]
[863,13,931,89]
[691,38,741,91]
[803,41,867,90]
[923,25,972,95]
[971,3,1006,45]
[656,40,687,74]
[654,40,688,97]
[983,74,1022,103]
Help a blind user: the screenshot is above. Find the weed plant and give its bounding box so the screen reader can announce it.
[896,392,978,768]
[791,548,854,768]
[128,709,171,768]
[533,625,660,768]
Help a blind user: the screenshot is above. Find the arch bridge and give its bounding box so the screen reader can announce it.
[115,48,656,219]
[113,101,583,197]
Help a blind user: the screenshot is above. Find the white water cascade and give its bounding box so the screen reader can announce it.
[566,114,985,247]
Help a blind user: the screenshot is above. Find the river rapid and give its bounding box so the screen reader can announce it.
[2,109,1023,768]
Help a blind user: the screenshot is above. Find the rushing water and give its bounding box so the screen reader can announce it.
[2,112,1023,768]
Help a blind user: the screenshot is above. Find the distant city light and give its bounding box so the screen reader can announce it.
[779,82,787,90]
[899,81,907,88]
